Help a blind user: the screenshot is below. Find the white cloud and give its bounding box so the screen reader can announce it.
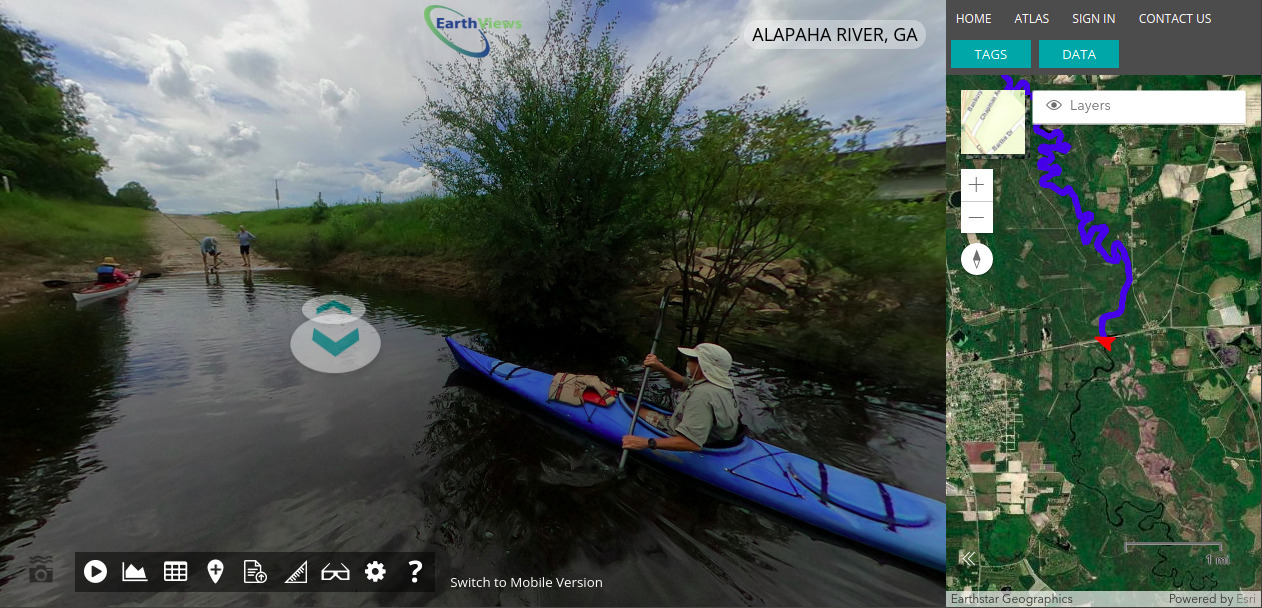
[318,78,359,126]
[124,131,218,176]
[276,160,331,184]
[212,121,262,157]
[2,0,945,212]
[211,0,309,90]
[623,0,946,145]
[77,90,216,177]
[360,166,434,197]
[147,36,214,106]
[225,48,281,88]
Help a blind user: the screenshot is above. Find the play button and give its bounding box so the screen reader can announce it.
[84,560,107,583]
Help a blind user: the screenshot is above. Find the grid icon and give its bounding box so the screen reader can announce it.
[163,561,188,582]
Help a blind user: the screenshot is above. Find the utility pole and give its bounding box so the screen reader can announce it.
[375,189,383,203]
[275,180,280,209]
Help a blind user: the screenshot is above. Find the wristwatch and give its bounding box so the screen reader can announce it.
[647,438,657,450]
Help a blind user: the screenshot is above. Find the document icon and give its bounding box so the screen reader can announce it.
[243,560,267,584]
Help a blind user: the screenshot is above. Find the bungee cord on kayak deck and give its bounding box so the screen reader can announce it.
[446,337,947,571]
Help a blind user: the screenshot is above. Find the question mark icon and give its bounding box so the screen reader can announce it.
[408,560,423,583]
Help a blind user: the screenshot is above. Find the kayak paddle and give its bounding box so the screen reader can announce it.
[43,272,162,288]
[618,285,674,473]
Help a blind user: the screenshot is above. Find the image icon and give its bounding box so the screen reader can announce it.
[122,563,147,582]
[28,556,53,583]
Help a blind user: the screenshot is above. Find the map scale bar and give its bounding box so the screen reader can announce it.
[1123,542,1223,551]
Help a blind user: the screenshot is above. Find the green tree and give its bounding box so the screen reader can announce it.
[837,115,876,152]
[665,94,892,345]
[409,0,722,334]
[0,13,111,201]
[114,181,156,209]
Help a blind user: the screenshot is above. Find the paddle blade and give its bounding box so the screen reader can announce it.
[41,279,71,288]
[141,272,162,279]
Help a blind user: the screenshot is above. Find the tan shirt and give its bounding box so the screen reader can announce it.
[665,378,740,447]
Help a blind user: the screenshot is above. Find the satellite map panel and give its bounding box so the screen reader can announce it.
[945,74,1262,593]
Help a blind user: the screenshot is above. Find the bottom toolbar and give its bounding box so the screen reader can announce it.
[75,552,436,593]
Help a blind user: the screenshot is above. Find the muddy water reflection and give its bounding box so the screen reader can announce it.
[0,271,942,606]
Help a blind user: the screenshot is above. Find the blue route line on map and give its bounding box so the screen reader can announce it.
[1002,75,1134,337]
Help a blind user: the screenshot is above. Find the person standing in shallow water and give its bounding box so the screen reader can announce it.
[201,236,221,271]
[237,225,257,267]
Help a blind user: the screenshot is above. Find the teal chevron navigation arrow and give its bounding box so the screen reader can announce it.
[312,327,360,356]
[316,300,353,314]
[294,296,379,373]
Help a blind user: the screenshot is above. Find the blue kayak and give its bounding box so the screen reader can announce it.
[445,337,946,570]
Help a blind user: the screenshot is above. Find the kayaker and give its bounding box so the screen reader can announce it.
[201,236,221,270]
[621,343,741,452]
[237,225,256,267]
[95,257,129,283]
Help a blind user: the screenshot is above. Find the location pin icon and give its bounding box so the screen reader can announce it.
[208,559,224,584]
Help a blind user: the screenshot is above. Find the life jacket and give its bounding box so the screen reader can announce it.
[548,373,620,407]
[96,265,122,283]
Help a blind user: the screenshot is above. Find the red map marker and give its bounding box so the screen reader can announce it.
[1094,336,1116,351]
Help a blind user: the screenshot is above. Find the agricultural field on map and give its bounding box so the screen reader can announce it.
[945,75,1262,593]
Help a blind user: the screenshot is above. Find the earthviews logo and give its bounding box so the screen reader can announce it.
[424,5,523,58]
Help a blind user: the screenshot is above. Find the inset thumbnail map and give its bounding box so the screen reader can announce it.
[960,89,1027,155]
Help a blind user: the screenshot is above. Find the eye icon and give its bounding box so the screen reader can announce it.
[1046,99,1062,110]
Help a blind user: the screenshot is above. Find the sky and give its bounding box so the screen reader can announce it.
[3,0,945,213]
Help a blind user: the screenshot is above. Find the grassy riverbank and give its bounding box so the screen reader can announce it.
[211,196,461,268]
[0,191,153,268]
[0,190,154,300]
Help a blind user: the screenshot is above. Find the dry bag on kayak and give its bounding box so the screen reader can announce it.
[549,373,620,407]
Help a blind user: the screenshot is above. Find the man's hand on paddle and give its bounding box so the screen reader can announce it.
[644,352,687,389]
[621,433,701,452]
[642,353,667,373]
[621,435,650,450]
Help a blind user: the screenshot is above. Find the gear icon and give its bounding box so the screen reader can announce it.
[365,561,386,582]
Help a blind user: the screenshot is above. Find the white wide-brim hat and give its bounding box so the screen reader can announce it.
[677,343,735,390]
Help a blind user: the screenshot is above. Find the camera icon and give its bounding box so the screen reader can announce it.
[29,556,53,583]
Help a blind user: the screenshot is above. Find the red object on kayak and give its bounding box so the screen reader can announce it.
[73,271,141,303]
[444,337,947,571]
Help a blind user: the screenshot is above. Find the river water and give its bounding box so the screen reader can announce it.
[0,271,943,606]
